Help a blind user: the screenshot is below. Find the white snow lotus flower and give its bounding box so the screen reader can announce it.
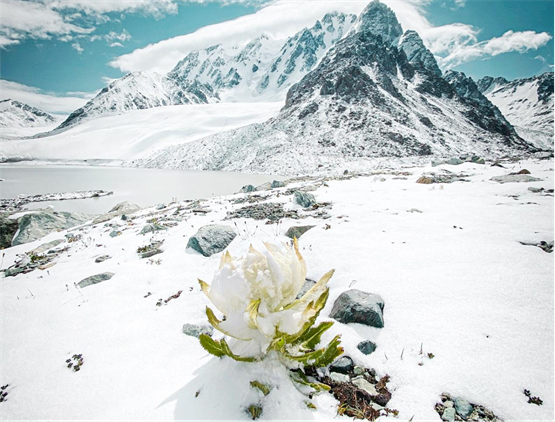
[198,239,343,368]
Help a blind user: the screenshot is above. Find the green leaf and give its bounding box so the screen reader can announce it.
[283,348,324,364]
[198,334,225,358]
[290,370,331,392]
[298,321,334,349]
[250,380,271,396]
[220,339,258,362]
[312,335,343,368]
[284,269,334,311]
[206,306,251,341]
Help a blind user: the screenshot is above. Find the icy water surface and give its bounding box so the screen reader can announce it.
[0,165,282,214]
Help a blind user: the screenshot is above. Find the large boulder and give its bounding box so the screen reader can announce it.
[490,174,541,184]
[186,224,236,257]
[77,272,114,288]
[330,289,385,328]
[294,191,316,208]
[12,211,92,246]
[0,215,19,248]
[93,201,141,224]
[285,225,315,239]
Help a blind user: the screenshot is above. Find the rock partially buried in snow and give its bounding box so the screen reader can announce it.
[295,278,316,299]
[28,239,64,255]
[285,225,315,239]
[95,255,111,263]
[12,211,92,246]
[454,397,473,419]
[0,216,19,248]
[490,174,541,184]
[416,176,433,184]
[441,407,456,421]
[329,372,350,383]
[329,356,354,374]
[182,324,214,338]
[330,289,385,328]
[240,185,256,193]
[352,376,378,396]
[357,340,377,355]
[93,202,141,224]
[294,191,316,208]
[446,157,463,165]
[271,180,286,188]
[78,272,114,288]
[140,223,167,235]
[186,224,237,257]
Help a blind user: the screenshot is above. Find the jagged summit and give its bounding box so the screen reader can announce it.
[0,99,57,128]
[351,0,403,45]
[399,30,441,77]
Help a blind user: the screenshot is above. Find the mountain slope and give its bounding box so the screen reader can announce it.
[135,1,532,175]
[56,72,217,130]
[477,72,554,150]
[0,100,57,128]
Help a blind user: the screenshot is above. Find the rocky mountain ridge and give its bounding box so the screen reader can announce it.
[0,99,57,128]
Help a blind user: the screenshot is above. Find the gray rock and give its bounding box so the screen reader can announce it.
[447,157,463,165]
[141,249,162,259]
[0,215,19,248]
[329,372,350,383]
[431,159,444,167]
[271,180,286,188]
[442,407,456,421]
[186,224,237,257]
[95,255,111,263]
[471,156,485,164]
[28,239,64,255]
[357,340,377,355]
[295,278,316,299]
[329,356,354,374]
[285,225,315,239]
[528,187,544,193]
[490,174,541,184]
[78,272,114,288]
[330,289,385,328]
[353,366,364,376]
[254,182,271,191]
[109,230,121,238]
[294,191,316,208]
[12,211,92,246]
[240,184,256,193]
[443,401,453,408]
[140,223,167,235]
[93,202,140,224]
[182,323,214,338]
[156,204,166,210]
[454,398,473,419]
[352,377,378,395]
[4,267,26,277]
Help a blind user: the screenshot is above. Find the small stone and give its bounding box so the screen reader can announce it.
[528,187,543,193]
[109,230,121,237]
[95,255,111,263]
[78,272,114,288]
[294,191,317,208]
[472,157,485,164]
[140,223,167,235]
[442,407,456,421]
[353,366,364,376]
[271,180,285,189]
[371,403,384,411]
[517,169,531,174]
[182,324,214,338]
[406,208,423,213]
[444,401,454,408]
[416,176,433,184]
[491,174,541,184]
[141,249,162,259]
[156,204,166,210]
[352,377,378,396]
[357,340,377,355]
[329,356,354,374]
[329,372,350,383]
[454,397,473,419]
[285,225,315,239]
[296,278,316,299]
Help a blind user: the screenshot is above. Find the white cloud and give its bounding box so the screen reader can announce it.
[438,30,552,69]
[71,42,84,53]
[106,29,132,43]
[108,42,125,48]
[0,80,94,114]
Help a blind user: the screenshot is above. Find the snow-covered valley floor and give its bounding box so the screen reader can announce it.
[1,158,553,421]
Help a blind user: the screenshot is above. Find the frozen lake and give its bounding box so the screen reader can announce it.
[0,165,282,214]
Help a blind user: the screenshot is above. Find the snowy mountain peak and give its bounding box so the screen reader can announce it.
[351,0,403,45]
[399,30,441,77]
[0,99,57,128]
[476,72,554,149]
[56,71,217,130]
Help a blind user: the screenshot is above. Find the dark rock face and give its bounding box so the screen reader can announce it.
[78,272,115,288]
[330,289,385,328]
[0,215,19,248]
[352,0,403,45]
[186,224,236,257]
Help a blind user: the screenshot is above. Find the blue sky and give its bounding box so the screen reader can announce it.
[0,0,552,114]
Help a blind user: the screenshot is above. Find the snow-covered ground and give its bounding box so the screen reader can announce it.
[0,102,282,162]
[1,158,553,420]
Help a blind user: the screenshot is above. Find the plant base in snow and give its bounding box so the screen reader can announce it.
[435,393,502,421]
[523,389,543,406]
[309,365,396,421]
[0,384,10,403]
